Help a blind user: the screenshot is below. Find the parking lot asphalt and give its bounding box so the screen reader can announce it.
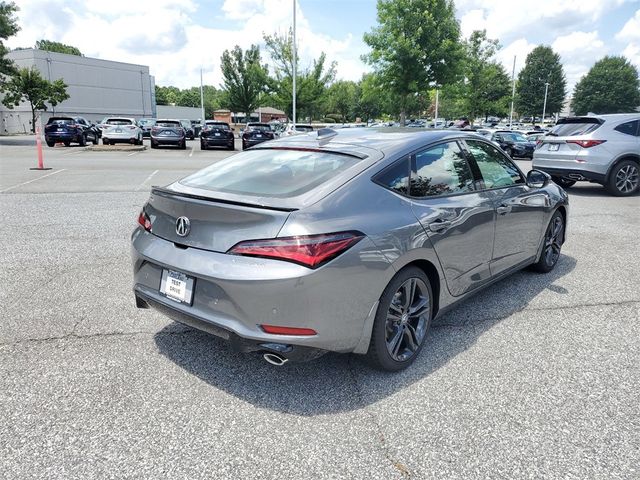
[1,135,638,479]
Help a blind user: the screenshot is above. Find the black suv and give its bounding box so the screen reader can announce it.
[200,121,235,150]
[44,116,99,147]
[242,123,274,150]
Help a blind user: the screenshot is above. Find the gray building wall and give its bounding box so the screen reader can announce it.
[156,105,203,121]
[0,49,154,134]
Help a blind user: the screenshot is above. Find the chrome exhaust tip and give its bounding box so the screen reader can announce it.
[263,352,288,366]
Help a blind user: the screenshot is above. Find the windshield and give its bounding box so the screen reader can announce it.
[106,119,133,125]
[180,148,362,198]
[295,125,313,132]
[549,119,602,137]
[502,133,527,142]
[47,117,74,124]
[206,123,230,130]
[248,124,271,131]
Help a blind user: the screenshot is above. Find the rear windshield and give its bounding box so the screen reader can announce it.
[48,117,74,124]
[295,125,313,132]
[549,118,602,137]
[206,123,230,130]
[180,149,362,198]
[106,118,133,125]
[501,133,527,142]
[138,119,155,126]
[248,124,271,131]
[157,121,180,127]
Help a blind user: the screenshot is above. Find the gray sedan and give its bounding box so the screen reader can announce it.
[132,129,569,371]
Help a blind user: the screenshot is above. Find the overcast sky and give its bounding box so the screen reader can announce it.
[7,0,640,91]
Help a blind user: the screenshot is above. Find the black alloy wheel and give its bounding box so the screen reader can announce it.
[63,141,70,147]
[366,267,432,371]
[607,160,639,196]
[79,134,86,147]
[46,140,55,147]
[552,177,576,188]
[531,211,564,273]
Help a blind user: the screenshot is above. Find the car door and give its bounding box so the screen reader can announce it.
[409,141,496,297]
[463,139,548,277]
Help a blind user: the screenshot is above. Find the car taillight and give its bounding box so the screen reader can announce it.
[566,140,606,148]
[137,210,152,232]
[260,325,317,336]
[227,231,364,268]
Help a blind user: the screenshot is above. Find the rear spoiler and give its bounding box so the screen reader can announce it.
[150,186,298,212]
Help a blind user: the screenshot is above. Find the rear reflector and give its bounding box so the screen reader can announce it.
[137,210,152,231]
[566,140,606,148]
[228,231,364,268]
[260,325,317,336]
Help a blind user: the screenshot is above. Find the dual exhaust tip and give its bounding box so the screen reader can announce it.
[263,352,288,366]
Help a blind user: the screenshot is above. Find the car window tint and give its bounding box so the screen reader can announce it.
[181,149,363,198]
[374,157,410,195]
[412,142,475,197]
[466,140,524,189]
[614,120,639,137]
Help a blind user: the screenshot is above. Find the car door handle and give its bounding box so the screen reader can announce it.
[496,204,512,215]
[428,220,452,232]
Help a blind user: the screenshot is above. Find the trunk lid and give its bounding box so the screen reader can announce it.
[145,187,292,252]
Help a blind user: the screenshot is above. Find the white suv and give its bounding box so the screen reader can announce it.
[532,114,639,196]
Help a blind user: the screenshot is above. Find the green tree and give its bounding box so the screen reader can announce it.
[327,80,357,121]
[363,0,463,125]
[263,29,336,121]
[355,73,387,121]
[35,39,82,56]
[516,46,566,119]
[176,86,201,108]
[220,44,269,121]
[2,66,69,132]
[155,85,180,105]
[0,1,19,85]
[572,56,640,115]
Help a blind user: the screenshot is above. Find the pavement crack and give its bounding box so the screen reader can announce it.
[346,357,411,479]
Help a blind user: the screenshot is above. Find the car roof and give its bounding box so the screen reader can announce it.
[156,119,181,122]
[564,113,639,121]
[253,127,487,160]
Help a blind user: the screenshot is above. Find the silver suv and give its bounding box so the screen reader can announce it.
[532,114,639,196]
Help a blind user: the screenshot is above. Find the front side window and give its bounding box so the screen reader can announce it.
[466,140,524,189]
[411,142,475,197]
[614,120,639,137]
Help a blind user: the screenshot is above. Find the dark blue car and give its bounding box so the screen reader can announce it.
[44,116,99,147]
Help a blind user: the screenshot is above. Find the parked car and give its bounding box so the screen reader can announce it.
[491,131,536,159]
[180,119,195,140]
[150,119,187,149]
[281,123,314,137]
[242,122,275,149]
[132,128,569,371]
[200,121,235,150]
[526,133,546,143]
[138,118,156,138]
[44,116,99,147]
[533,114,640,195]
[101,117,143,145]
[191,120,202,138]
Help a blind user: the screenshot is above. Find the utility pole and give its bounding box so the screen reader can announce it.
[200,68,205,122]
[292,0,297,128]
[509,56,516,129]
[541,82,549,126]
[434,89,439,128]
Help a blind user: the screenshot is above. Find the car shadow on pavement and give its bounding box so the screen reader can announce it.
[153,255,576,416]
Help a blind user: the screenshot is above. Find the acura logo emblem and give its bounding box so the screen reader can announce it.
[175,216,190,237]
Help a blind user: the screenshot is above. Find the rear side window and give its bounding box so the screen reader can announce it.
[374,157,410,195]
[412,142,475,197]
[549,118,602,136]
[614,120,639,137]
[180,149,363,198]
[466,140,524,189]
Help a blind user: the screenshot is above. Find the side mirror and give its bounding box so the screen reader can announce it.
[527,169,550,188]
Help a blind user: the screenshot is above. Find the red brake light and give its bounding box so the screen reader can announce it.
[566,140,606,148]
[137,210,152,232]
[228,231,364,268]
[260,325,317,336]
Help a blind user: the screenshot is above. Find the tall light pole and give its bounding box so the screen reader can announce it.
[200,68,205,122]
[292,0,297,128]
[434,88,439,128]
[508,55,516,129]
[541,81,549,125]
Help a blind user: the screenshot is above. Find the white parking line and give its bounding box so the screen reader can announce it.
[0,169,67,193]
[189,146,194,157]
[135,169,159,192]
[127,152,138,156]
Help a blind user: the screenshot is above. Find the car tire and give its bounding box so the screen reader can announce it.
[150,140,157,149]
[365,266,433,372]
[63,141,71,147]
[46,140,55,147]
[505,147,513,158]
[103,139,110,145]
[79,134,86,147]
[228,143,235,151]
[530,210,564,273]
[552,177,576,188]
[92,134,99,145]
[180,140,187,150]
[200,141,207,150]
[606,160,640,196]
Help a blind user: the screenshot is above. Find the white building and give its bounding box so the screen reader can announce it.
[0,49,155,134]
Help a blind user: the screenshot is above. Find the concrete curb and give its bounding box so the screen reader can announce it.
[87,145,147,152]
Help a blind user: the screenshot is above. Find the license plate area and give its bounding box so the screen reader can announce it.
[548,143,560,151]
[159,269,195,305]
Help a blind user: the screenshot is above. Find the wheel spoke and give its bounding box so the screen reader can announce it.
[387,312,402,323]
[404,325,419,352]
[389,327,404,357]
[409,296,429,316]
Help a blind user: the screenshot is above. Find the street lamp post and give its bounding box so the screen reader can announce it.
[541,82,550,125]
[292,0,297,129]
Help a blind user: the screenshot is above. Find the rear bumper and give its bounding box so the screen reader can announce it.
[243,138,270,147]
[202,136,234,146]
[103,132,138,141]
[45,132,79,142]
[534,166,606,184]
[151,135,184,145]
